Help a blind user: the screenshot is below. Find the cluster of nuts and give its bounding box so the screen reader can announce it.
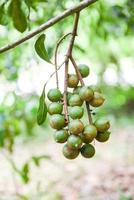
[47,64,110,159]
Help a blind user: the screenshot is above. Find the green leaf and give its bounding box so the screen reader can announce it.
[32,156,40,166]
[0,130,5,147]
[0,5,5,25]
[37,88,47,125]
[17,194,29,200]
[21,163,29,184]
[35,34,51,63]
[8,0,27,33]
[22,163,29,174]
[0,3,8,25]
[32,155,51,166]
[24,0,32,8]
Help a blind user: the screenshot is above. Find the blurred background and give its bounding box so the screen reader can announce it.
[0,0,134,199]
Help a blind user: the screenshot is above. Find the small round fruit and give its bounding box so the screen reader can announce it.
[81,125,97,143]
[92,86,102,93]
[94,118,110,132]
[68,74,79,88]
[81,144,95,158]
[69,119,84,135]
[79,86,94,102]
[78,64,90,78]
[67,135,82,149]
[69,106,84,119]
[73,86,81,94]
[47,88,62,102]
[67,92,73,100]
[62,144,79,159]
[48,102,63,115]
[89,92,105,107]
[50,114,65,130]
[67,92,73,105]
[54,129,68,143]
[69,94,83,106]
[96,131,110,142]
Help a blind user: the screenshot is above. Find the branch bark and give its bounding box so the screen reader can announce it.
[63,12,80,124]
[0,0,98,54]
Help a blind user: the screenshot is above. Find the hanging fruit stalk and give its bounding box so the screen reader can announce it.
[38,11,111,160]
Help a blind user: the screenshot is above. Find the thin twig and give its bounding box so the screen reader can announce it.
[70,56,84,86]
[54,33,71,89]
[85,102,93,124]
[0,0,98,54]
[54,54,59,89]
[63,12,80,124]
[43,60,65,90]
[70,56,93,124]
[63,60,69,123]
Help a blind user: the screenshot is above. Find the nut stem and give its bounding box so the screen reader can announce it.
[70,56,93,124]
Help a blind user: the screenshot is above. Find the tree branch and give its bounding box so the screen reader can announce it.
[63,12,80,124]
[0,0,98,54]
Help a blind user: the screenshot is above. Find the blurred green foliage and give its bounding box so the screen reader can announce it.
[0,0,134,152]
[7,153,51,184]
